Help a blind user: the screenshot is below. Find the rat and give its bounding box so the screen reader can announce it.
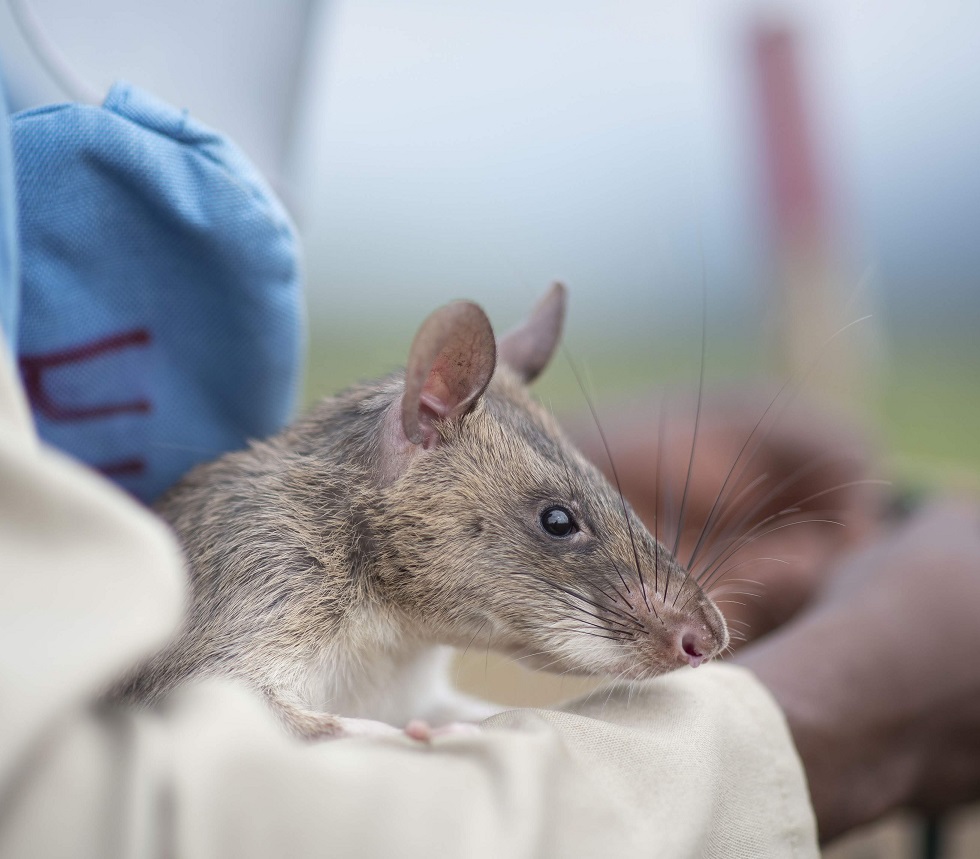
[112,283,729,740]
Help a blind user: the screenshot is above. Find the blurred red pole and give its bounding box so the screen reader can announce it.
[751,22,875,413]
[754,26,826,255]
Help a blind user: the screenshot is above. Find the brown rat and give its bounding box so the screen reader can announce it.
[112,283,729,739]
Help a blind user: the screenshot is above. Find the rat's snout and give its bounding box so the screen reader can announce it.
[664,595,729,670]
[617,589,729,678]
[678,628,713,668]
[608,566,730,677]
[676,596,729,668]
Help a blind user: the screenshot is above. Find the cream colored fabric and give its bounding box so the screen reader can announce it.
[0,334,818,858]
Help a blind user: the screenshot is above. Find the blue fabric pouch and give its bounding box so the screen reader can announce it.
[0,83,17,352]
[7,82,304,503]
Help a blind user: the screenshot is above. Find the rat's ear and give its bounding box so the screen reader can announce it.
[497,282,567,383]
[401,301,497,447]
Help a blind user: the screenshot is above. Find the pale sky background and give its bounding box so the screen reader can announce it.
[3,0,979,335]
[292,0,980,333]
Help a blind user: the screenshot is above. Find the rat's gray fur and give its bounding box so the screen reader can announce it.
[113,286,728,739]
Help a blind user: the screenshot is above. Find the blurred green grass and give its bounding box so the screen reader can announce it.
[878,338,980,486]
[305,325,980,490]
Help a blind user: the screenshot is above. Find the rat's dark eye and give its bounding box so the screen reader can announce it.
[540,506,577,537]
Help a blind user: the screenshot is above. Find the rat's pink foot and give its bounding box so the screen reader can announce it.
[334,717,404,739]
[404,719,434,741]
[403,720,482,742]
[332,719,483,743]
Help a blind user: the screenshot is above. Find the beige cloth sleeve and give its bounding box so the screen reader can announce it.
[0,334,818,859]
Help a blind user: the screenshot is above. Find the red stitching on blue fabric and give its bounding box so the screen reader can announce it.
[97,458,147,476]
[19,328,152,421]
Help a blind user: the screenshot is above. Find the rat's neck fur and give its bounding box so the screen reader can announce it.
[136,375,447,711]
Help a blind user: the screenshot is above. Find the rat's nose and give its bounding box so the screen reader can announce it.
[677,628,717,668]
[679,630,705,667]
[674,595,729,668]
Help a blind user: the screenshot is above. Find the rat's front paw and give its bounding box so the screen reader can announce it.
[335,717,405,739]
[326,717,482,742]
[404,719,482,742]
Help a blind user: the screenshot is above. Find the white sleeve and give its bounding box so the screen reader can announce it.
[0,332,818,859]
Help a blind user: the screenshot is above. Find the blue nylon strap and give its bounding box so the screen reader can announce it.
[10,82,304,502]
[0,81,18,356]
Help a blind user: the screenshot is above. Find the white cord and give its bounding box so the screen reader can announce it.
[7,0,101,103]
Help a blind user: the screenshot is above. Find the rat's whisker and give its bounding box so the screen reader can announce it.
[686,470,770,569]
[654,404,664,597]
[599,667,633,717]
[691,517,845,602]
[711,576,767,590]
[455,619,490,687]
[716,590,763,600]
[693,498,839,587]
[703,468,880,567]
[517,572,644,634]
[705,563,787,594]
[683,316,872,573]
[671,268,708,565]
[691,451,838,574]
[564,347,655,617]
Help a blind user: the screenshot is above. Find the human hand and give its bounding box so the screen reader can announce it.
[737,501,980,841]
[565,390,881,643]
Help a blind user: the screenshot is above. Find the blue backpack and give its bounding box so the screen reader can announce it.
[1,81,304,502]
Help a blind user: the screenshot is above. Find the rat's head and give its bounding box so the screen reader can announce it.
[374,284,728,680]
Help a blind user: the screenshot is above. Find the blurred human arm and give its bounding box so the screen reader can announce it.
[737,501,980,842]
[570,393,980,841]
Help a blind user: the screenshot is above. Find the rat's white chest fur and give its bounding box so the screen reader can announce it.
[294,612,497,727]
